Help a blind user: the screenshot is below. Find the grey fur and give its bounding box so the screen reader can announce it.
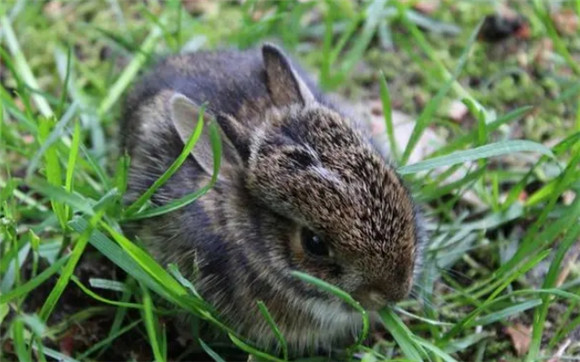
[120,44,425,356]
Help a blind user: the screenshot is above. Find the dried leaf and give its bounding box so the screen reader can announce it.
[59,332,75,356]
[551,9,578,36]
[43,1,63,18]
[548,338,572,362]
[181,0,218,16]
[505,323,532,356]
[413,1,440,15]
[448,100,469,122]
[562,190,576,206]
[534,38,554,66]
[555,241,580,287]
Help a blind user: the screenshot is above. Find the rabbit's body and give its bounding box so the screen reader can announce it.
[122,45,424,355]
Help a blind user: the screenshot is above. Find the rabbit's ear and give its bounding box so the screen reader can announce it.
[170,93,249,175]
[262,43,315,107]
[170,93,220,176]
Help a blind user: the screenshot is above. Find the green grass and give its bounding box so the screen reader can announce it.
[1,0,580,361]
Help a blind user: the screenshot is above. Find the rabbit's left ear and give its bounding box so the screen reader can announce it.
[170,93,251,176]
[262,44,315,107]
[170,93,217,176]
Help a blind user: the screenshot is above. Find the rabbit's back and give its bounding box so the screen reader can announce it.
[123,50,257,152]
[131,50,267,112]
[122,49,325,151]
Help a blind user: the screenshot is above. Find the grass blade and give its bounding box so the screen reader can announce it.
[292,271,369,347]
[228,333,283,362]
[124,105,206,216]
[1,16,52,117]
[167,263,201,298]
[76,320,141,360]
[97,18,163,117]
[25,102,77,179]
[490,155,580,281]
[379,308,425,361]
[527,222,580,360]
[39,210,105,321]
[125,113,222,220]
[38,117,66,229]
[430,105,532,158]
[141,284,166,362]
[414,336,457,362]
[257,301,288,360]
[470,299,542,327]
[199,339,227,362]
[33,345,80,362]
[12,318,31,362]
[124,185,211,220]
[0,256,68,304]
[89,278,128,293]
[442,249,551,342]
[533,1,580,76]
[27,177,95,216]
[56,46,72,119]
[100,222,188,297]
[338,0,386,77]
[400,20,483,165]
[69,218,188,306]
[70,276,142,310]
[379,72,399,161]
[64,120,81,221]
[399,140,555,175]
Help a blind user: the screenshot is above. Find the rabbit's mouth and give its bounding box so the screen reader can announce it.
[352,283,411,311]
[355,293,390,311]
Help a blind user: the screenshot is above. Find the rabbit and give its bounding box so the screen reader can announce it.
[120,43,425,356]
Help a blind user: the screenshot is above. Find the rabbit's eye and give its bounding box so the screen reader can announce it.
[301,228,329,257]
[288,149,315,168]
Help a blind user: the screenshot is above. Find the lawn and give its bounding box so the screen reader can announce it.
[1,0,580,361]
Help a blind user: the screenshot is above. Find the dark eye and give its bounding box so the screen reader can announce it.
[288,149,315,168]
[301,228,329,257]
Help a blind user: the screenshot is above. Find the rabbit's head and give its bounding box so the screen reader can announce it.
[169,44,423,313]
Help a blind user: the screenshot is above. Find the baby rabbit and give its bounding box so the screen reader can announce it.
[121,44,424,355]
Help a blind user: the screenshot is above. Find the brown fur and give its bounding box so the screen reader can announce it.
[120,44,425,356]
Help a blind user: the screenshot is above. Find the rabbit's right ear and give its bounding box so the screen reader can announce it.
[262,44,315,108]
[170,94,250,175]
